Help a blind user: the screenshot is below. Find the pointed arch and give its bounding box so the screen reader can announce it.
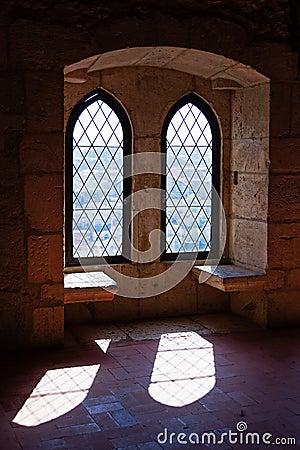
[65,89,132,266]
[161,93,221,260]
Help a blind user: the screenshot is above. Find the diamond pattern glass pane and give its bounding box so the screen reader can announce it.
[166,102,212,253]
[72,99,123,258]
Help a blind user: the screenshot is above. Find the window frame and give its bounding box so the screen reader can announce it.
[160,93,221,262]
[65,89,132,267]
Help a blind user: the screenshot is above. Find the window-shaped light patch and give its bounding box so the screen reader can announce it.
[166,102,212,254]
[12,365,100,427]
[148,332,215,407]
[72,99,123,258]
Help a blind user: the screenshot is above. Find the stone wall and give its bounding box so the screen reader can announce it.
[0,0,299,349]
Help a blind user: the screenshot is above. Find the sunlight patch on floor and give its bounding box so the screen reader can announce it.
[12,364,100,427]
[148,331,215,407]
[95,338,111,353]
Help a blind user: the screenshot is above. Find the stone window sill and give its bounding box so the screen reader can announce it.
[64,272,118,304]
[193,265,266,292]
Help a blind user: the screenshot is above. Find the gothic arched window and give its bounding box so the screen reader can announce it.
[65,89,132,266]
[161,93,221,260]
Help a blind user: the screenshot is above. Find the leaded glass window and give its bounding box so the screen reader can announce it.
[65,90,131,265]
[161,94,220,260]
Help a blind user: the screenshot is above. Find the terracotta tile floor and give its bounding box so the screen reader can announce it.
[0,314,299,449]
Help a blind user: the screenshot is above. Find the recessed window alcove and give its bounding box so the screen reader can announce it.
[64,47,270,320]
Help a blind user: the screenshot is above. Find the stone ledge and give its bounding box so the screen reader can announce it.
[193,265,266,292]
[64,272,118,304]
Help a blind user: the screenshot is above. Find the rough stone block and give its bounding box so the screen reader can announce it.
[230,138,269,173]
[101,66,193,138]
[270,82,292,137]
[65,303,94,324]
[95,295,139,322]
[0,308,18,349]
[269,174,300,222]
[229,218,267,270]
[232,84,270,140]
[25,71,63,132]
[0,185,23,225]
[64,72,100,128]
[41,283,64,307]
[268,222,300,269]
[194,78,231,139]
[31,306,64,347]
[266,269,286,290]
[0,72,25,115]
[0,29,8,69]
[230,291,267,328]
[95,17,157,53]
[24,174,63,232]
[156,14,190,48]
[10,19,94,70]
[27,234,63,283]
[190,17,246,61]
[0,225,26,277]
[231,172,268,221]
[286,269,300,289]
[242,43,296,82]
[267,291,300,326]
[291,82,300,136]
[20,131,63,174]
[270,138,300,173]
[0,113,24,150]
[197,284,229,314]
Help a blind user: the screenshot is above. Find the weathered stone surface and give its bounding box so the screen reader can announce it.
[231,172,268,221]
[194,77,231,139]
[190,17,247,61]
[0,72,25,114]
[0,186,23,225]
[242,44,296,82]
[229,218,267,270]
[197,284,229,314]
[8,0,290,45]
[230,291,267,327]
[269,174,300,222]
[270,138,300,173]
[0,225,26,277]
[232,84,270,140]
[20,132,64,174]
[0,30,8,69]
[101,66,193,138]
[24,174,63,233]
[286,269,300,289]
[25,71,63,132]
[28,235,63,284]
[291,82,300,137]
[230,138,269,173]
[267,291,300,326]
[194,265,266,292]
[31,306,64,347]
[41,283,64,307]
[270,83,292,137]
[10,19,95,70]
[266,269,286,290]
[268,222,300,269]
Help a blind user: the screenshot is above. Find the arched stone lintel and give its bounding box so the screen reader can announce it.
[64,47,269,89]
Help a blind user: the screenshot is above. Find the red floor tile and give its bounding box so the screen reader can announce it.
[0,326,299,449]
